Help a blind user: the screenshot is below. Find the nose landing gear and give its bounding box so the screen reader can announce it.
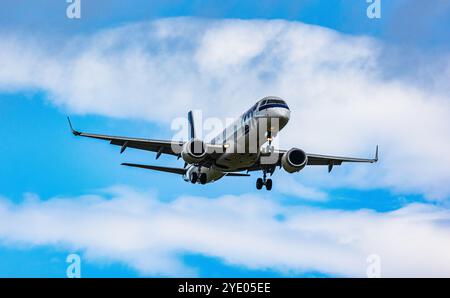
[262,130,274,154]
[256,171,272,191]
[267,130,272,145]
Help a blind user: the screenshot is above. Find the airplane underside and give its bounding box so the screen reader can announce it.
[68,96,378,191]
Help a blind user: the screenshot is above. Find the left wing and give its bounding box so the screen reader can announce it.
[67,117,184,157]
[307,146,378,165]
[306,145,378,172]
[248,146,378,173]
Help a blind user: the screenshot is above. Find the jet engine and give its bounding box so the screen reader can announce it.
[182,139,207,164]
[281,148,307,173]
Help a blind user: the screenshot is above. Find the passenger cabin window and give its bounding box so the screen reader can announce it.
[243,103,258,122]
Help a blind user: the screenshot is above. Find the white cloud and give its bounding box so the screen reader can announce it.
[0,187,450,277]
[0,18,449,199]
[276,175,328,202]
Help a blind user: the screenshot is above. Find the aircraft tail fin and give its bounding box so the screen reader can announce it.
[188,110,196,140]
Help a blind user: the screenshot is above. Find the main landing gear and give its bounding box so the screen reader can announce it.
[199,173,207,184]
[191,171,207,185]
[256,171,272,191]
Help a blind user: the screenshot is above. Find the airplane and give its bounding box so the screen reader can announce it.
[67,96,378,190]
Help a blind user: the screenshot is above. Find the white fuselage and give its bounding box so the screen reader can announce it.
[184,97,291,184]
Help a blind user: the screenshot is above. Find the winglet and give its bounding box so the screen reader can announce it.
[67,117,81,136]
[374,145,379,162]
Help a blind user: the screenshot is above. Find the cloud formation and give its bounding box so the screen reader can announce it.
[276,175,328,202]
[0,18,449,199]
[0,187,449,277]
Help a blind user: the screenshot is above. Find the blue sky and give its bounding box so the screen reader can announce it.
[0,0,450,277]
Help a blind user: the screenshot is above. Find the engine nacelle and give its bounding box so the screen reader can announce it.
[182,139,207,164]
[281,148,307,173]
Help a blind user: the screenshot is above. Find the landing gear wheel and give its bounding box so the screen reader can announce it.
[191,172,198,184]
[265,179,272,191]
[199,173,207,185]
[256,178,263,190]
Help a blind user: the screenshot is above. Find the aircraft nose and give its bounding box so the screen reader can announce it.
[273,107,290,119]
[267,107,290,128]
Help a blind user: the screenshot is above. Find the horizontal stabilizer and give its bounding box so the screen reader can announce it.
[121,163,187,175]
[225,172,251,177]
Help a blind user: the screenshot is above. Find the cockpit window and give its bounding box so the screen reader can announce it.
[266,99,286,105]
[257,97,290,111]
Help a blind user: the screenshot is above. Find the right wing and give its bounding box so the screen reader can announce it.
[67,117,184,157]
